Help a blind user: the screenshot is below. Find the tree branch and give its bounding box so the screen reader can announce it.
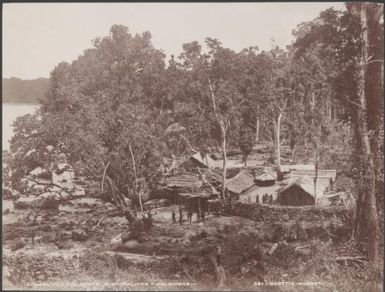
[26,178,75,199]
[101,161,110,192]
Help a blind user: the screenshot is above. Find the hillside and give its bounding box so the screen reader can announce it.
[2,77,49,104]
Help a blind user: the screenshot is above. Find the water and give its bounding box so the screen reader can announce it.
[2,103,40,151]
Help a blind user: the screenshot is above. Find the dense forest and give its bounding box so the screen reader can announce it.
[2,77,49,103]
[5,3,384,290]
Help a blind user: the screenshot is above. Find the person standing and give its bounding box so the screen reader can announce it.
[188,210,192,223]
[215,243,222,265]
[179,206,183,225]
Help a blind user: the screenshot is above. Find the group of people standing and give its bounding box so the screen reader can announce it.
[172,206,206,224]
[256,193,274,205]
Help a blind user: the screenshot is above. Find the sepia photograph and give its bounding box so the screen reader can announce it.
[2,2,384,291]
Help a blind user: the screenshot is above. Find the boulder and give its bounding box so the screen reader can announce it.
[14,196,36,209]
[10,240,25,251]
[55,241,74,250]
[123,240,140,249]
[52,163,75,190]
[72,229,88,241]
[75,198,106,209]
[110,233,123,248]
[36,192,61,209]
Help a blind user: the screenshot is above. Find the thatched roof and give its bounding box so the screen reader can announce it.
[290,169,337,181]
[177,192,214,199]
[200,168,222,184]
[255,171,276,182]
[242,184,281,197]
[166,175,203,189]
[278,176,318,198]
[281,164,315,172]
[190,152,217,168]
[226,170,255,195]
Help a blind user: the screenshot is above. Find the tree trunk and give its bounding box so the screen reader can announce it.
[356,3,380,276]
[276,112,282,174]
[221,124,227,201]
[129,144,143,216]
[314,147,319,205]
[106,176,136,222]
[256,116,260,144]
[291,144,296,161]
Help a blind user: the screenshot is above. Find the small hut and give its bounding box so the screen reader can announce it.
[189,152,217,169]
[255,171,276,187]
[178,192,214,213]
[166,174,203,191]
[276,176,317,206]
[225,170,255,199]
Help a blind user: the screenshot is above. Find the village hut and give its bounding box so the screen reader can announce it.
[289,169,337,193]
[239,184,281,203]
[276,176,319,206]
[177,192,214,213]
[183,152,218,169]
[280,164,316,172]
[225,170,255,199]
[254,171,276,186]
[166,174,203,193]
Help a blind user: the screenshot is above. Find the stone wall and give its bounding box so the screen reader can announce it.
[223,201,353,223]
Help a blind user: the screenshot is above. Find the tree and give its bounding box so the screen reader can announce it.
[353,2,381,279]
[292,3,383,281]
[177,38,243,200]
[9,25,171,223]
[262,47,294,176]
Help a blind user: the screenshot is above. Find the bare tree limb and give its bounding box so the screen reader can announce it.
[91,209,122,231]
[101,161,110,192]
[26,178,75,199]
[129,143,143,216]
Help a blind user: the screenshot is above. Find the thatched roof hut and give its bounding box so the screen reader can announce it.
[276,176,319,206]
[225,170,255,196]
[255,171,276,186]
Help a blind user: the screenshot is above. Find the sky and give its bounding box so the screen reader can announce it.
[3,2,345,80]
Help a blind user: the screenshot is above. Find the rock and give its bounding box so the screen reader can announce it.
[72,229,88,241]
[36,192,61,209]
[123,240,140,249]
[11,240,26,251]
[14,196,36,209]
[110,234,123,248]
[73,187,85,197]
[58,231,72,241]
[282,214,290,221]
[121,231,133,242]
[14,192,61,210]
[55,241,74,250]
[45,145,54,152]
[75,198,105,209]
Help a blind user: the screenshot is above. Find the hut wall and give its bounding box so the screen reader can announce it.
[278,185,315,206]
